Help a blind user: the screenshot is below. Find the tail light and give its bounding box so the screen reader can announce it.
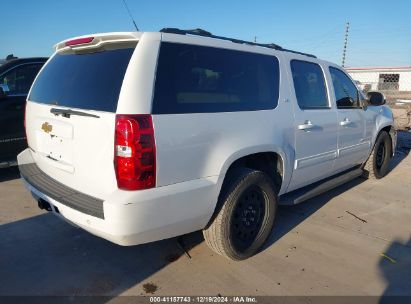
[114,114,156,190]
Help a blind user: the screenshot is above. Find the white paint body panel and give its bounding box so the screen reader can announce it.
[19,31,395,246]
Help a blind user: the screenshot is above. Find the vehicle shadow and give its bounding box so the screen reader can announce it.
[378,237,411,303]
[0,212,202,296]
[0,166,20,182]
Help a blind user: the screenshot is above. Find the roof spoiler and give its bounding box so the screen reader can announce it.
[54,33,139,52]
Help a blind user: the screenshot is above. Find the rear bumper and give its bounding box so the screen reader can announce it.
[17,149,218,246]
[19,162,104,219]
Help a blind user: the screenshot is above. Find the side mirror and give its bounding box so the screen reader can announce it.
[337,97,356,108]
[0,87,6,100]
[366,91,386,106]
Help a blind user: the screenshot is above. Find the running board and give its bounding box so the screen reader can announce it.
[279,168,363,206]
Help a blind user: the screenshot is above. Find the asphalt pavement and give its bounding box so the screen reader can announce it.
[0,132,410,297]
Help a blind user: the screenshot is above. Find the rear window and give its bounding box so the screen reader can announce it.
[29,48,134,112]
[152,43,280,114]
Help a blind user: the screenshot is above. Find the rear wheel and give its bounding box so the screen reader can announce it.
[363,131,392,179]
[203,168,277,261]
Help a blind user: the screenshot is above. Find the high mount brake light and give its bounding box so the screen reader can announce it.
[65,37,94,47]
[114,115,156,190]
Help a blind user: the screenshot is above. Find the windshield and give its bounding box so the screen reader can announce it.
[29,47,134,112]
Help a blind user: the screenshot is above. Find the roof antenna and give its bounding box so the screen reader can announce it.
[121,0,139,31]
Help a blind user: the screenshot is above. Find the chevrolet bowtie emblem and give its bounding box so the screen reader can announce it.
[41,122,53,134]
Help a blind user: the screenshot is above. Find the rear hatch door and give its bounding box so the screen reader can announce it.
[26,38,136,199]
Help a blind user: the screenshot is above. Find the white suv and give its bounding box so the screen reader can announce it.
[18,29,396,260]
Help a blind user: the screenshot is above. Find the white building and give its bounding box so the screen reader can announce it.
[346,66,411,91]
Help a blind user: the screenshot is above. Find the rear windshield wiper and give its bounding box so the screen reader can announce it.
[50,108,100,118]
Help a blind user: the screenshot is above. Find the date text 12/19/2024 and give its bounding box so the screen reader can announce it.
[149,296,258,303]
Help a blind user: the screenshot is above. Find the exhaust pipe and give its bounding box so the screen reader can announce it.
[38,199,52,212]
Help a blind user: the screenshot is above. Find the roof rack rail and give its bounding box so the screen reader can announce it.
[160,28,316,58]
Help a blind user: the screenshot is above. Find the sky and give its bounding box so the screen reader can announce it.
[1,0,410,67]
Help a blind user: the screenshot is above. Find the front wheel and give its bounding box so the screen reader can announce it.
[363,131,392,179]
[203,168,277,261]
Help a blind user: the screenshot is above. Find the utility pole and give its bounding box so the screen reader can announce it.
[254,36,257,43]
[342,22,350,67]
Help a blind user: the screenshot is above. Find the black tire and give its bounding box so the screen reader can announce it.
[203,168,277,261]
[363,131,392,179]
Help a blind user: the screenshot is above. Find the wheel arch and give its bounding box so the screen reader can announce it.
[204,146,288,229]
[374,124,396,157]
[218,147,287,190]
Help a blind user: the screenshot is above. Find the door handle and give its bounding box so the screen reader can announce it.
[298,120,315,131]
[340,118,352,126]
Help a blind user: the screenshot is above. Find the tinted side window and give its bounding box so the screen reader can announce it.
[29,48,134,112]
[290,60,329,110]
[329,67,359,109]
[152,43,280,114]
[0,64,43,95]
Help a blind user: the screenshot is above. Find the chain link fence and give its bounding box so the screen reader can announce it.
[346,67,411,130]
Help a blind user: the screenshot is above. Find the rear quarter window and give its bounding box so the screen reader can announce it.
[152,43,280,114]
[29,48,134,112]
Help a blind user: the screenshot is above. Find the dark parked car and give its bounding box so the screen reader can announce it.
[0,55,48,167]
